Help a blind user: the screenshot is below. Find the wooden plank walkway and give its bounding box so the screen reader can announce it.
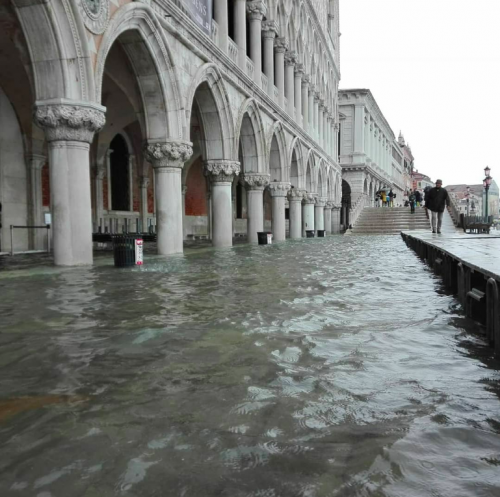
[401,230,500,354]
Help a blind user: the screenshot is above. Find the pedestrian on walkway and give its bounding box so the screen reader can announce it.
[375,192,381,208]
[389,189,394,207]
[425,179,450,234]
[381,190,387,207]
[415,190,422,207]
[409,190,416,214]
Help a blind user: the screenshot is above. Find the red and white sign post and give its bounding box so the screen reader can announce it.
[135,239,143,265]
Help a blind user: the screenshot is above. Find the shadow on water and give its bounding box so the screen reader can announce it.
[0,235,499,496]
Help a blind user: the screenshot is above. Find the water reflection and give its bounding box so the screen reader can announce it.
[0,236,499,496]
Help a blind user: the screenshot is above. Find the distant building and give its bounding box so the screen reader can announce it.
[412,171,434,193]
[397,132,414,196]
[446,182,500,219]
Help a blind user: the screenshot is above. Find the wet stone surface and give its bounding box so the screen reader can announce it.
[0,236,500,496]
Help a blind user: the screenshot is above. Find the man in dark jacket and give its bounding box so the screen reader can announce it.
[425,179,450,234]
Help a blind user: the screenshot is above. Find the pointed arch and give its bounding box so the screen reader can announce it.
[267,121,288,181]
[185,63,234,161]
[235,98,266,172]
[95,3,183,141]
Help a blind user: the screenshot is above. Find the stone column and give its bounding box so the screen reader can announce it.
[294,64,304,127]
[140,176,149,233]
[262,21,277,96]
[315,197,326,234]
[302,76,310,131]
[268,181,290,242]
[182,184,188,239]
[284,51,296,115]
[287,188,304,239]
[303,193,316,234]
[205,160,240,247]
[247,1,266,87]
[318,103,324,147]
[94,164,106,231]
[243,173,270,243]
[27,154,46,249]
[144,141,193,256]
[234,0,247,70]
[34,101,105,266]
[274,38,288,108]
[308,86,314,135]
[313,93,320,140]
[214,0,228,53]
[324,202,332,235]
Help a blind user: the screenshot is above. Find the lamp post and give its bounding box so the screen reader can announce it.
[483,166,492,221]
[465,186,470,218]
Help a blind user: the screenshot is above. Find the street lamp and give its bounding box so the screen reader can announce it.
[465,186,470,218]
[483,166,493,221]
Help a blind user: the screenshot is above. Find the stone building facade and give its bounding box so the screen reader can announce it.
[0,0,342,264]
[338,89,405,226]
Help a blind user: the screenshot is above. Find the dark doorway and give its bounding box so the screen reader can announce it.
[110,134,130,212]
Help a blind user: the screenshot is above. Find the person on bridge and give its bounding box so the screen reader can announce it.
[389,189,395,207]
[426,179,450,234]
[409,191,416,214]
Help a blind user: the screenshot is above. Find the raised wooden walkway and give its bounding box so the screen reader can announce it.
[401,230,500,354]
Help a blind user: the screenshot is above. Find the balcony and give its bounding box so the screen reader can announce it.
[228,38,238,64]
[246,56,254,80]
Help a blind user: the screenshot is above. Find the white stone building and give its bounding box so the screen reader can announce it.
[0,0,342,265]
[338,89,405,226]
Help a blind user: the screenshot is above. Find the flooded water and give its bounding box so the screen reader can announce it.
[1,236,500,497]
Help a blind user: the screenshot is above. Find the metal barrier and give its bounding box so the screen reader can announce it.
[10,225,51,256]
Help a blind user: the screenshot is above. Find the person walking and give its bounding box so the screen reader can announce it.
[409,190,416,214]
[415,190,422,207]
[425,179,450,234]
[381,190,387,207]
[389,189,394,207]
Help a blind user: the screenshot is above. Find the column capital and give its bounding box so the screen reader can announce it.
[205,160,241,184]
[34,100,105,143]
[302,75,310,87]
[182,185,188,195]
[243,173,270,190]
[294,63,305,76]
[325,201,335,209]
[314,92,321,103]
[247,1,266,21]
[95,166,106,180]
[268,181,291,197]
[26,154,47,170]
[141,176,150,188]
[287,188,305,202]
[303,192,317,204]
[284,50,297,66]
[144,140,193,170]
[274,37,288,53]
[315,197,327,207]
[262,20,278,38]
[334,123,340,131]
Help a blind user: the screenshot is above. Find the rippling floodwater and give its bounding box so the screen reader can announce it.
[1,236,500,497]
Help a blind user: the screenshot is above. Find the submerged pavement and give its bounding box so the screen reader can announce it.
[1,236,500,496]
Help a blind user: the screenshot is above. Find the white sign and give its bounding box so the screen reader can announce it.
[267,233,273,244]
[44,212,52,225]
[135,239,143,265]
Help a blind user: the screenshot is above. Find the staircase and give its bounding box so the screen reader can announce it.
[349,207,430,235]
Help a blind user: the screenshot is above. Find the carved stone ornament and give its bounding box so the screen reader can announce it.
[287,188,305,201]
[141,176,150,189]
[144,141,193,169]
[205,161,241,183]
[247,1,267,21]
[262,20,278,38]
[303,193,317,204]
[34,103,105,143]
[302,75,311,87]
[284,51,298,66]
[95,166,106,180]
[244,173,270,190]
[315,197,327,207]
[274,37,289,53]
[78,0,110,35]
[295,63,305,76]
[268,182,291,197]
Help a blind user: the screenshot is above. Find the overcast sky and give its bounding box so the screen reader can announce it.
[339,0,500,187]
